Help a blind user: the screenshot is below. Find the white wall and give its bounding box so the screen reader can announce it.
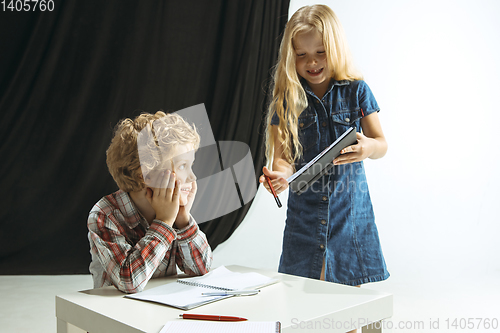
[212,184,287,271]
[214,0,500,326]
[300,0,500,280]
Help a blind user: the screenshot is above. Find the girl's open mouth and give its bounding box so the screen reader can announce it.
[307,68,323,76]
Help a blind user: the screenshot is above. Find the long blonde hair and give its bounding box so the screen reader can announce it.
[265,4,362,168]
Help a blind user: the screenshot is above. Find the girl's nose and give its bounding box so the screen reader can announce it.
[307,57,318,65]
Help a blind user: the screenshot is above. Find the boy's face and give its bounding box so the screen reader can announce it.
[170,144,196,206]
[145,144,196,206]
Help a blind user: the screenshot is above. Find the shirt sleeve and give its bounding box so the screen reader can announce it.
[270,111,280,126]
[174,216,212,276]
[357,80,380,117]
[88,211,177,293]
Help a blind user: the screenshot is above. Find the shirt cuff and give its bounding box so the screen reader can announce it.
[175,216,199,242]
[149,219,177,244]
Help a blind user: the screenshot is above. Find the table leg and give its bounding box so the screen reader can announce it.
[57,318,69,333]
[362,321,382,333]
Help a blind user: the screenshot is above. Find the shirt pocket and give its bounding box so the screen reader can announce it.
[331,109,363,127]
[298,114,319,151]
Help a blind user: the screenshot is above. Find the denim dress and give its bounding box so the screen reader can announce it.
[271,79,390,286]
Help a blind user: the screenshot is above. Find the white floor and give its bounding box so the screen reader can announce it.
[0,274,93,333]
[1,186,499,332]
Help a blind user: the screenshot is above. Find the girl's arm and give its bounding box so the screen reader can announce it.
[259,125,293,195]
[333,112,387,165]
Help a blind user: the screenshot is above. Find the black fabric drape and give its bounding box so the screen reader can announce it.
[0,1,289,274]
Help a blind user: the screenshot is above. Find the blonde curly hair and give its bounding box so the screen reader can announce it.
[106,111,200,192]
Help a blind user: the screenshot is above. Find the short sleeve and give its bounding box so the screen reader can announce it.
[270,111,280,126]
[270,97,289,126]
[357,81,380,117]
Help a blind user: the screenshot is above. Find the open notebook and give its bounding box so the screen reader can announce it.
[125,266,279,310]
[160,321,281,333]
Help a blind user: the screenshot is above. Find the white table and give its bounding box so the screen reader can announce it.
[56,265,392,333]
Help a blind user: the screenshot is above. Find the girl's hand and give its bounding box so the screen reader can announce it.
[175,181,197,229]
[333,132,375,165]
[146,171,180,226]
[259,166,289,195]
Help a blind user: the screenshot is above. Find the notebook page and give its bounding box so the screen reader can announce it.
[126,281,226,309]
[180,266,278,290]
[125,266,279,309]
[160,321,279,333]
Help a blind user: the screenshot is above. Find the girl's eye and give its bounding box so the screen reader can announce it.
[297,53,305,57]
[318,51,325,54]
[178,164,186,170]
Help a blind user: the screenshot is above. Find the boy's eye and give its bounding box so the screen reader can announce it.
[178,164,186,170]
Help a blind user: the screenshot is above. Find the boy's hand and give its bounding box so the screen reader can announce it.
[333,132,374,165]
[174,181,197,229]
[146,170,180,226]
[259,166,289,195]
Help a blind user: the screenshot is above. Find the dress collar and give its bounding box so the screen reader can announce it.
[301,79,349,98]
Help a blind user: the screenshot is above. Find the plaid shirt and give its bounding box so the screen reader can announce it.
[88,189,212,293]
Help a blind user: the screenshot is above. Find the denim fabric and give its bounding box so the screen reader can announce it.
[271,79,389,286]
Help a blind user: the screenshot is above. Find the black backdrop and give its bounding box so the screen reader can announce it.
[0,1,289,274]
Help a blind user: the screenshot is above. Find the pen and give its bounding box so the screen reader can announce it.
[202,290,260,296]
[179,314,248,321]
[265,175,282,208]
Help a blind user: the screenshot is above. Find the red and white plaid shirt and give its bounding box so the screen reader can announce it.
[88,190,212,293]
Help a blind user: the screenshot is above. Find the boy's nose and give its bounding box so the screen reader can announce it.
[187,171,197,183]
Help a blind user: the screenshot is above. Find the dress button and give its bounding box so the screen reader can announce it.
[321,219,327,225]
[299,123,304,128]
[319,244,325,250]
[345,117,350,122]
[322,122,327,127]
[322,196,327,201]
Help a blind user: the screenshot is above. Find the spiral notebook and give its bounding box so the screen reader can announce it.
[125,266,279,310]
[160,321,281,333]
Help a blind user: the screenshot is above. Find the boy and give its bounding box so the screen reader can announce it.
[88,111,212,293]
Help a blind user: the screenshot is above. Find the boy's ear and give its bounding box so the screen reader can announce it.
[135,172,143,182]
[136,172,147,187]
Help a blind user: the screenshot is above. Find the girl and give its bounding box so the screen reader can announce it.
[260,4,389,293]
